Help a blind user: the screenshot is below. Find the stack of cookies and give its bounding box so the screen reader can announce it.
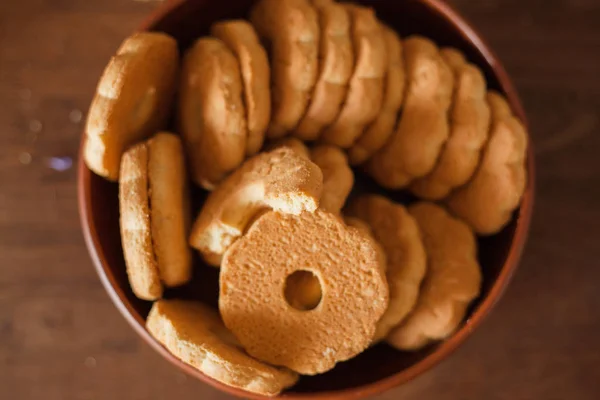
[83,0,528,396]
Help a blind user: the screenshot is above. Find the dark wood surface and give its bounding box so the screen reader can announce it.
[1,0,599,399]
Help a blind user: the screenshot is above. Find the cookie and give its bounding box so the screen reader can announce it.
[409,48,491,199]
[119,133,192,300]
[386,202,482,350]
[446,91,528,235]
[189,148,323,266]
[264,137,310,159]
[348,25,405,165]
[179,37,247,189]
[211,20,271,156]
[310,145,354,214]
[294,0,353,141]
[146,300,299,396]
[367,36,454,188]
[320,4,386,148]
[220,210,388,375]
[84,32,178,180]
[347,195,427,342]
[148,133,193,287]
[250,0,319,138]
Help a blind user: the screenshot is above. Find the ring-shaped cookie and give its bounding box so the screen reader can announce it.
[220,210,388,375]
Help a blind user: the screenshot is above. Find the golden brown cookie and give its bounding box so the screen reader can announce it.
[446,91,528,235]
[409,48,491,200]
[211,20,271,156]
[310,145,354,214]
[147,300,299,396]
[320,4,386,148]
[367,36,454,188]
[386,202,482,350]
[84,32,178,180]
[347,195,427,342]
[264,137,310,159]
[220,210,388,375]
[250,0,319,138]
[178,37,247,189]
[119,142,161,300]
[119,133,192,300]
[294,0,353,140]
[189,148,323,266]
[348,25,405,165]
[148,133,192,287]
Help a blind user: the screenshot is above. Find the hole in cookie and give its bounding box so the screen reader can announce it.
[284,270,322,311]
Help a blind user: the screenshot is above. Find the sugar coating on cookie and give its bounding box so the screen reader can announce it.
[368,35,454,188]
[220,210,388,375]
[409,48,491,200]
[348,25,405,165]
[347,195,427,342]
[320,4,386,148]
[264,137,310,159]
[189,148,323,266]
[294,0,353,141]
[84,32,178,180]
[148,133,192,287]
[119,142,162,300]
[310,145,354,214]
[179,37,247,189]
[446,91,528,235]
[386,202,481,350]
[211,20,271,156]
[250,0,319,138]
[147,300,299,396]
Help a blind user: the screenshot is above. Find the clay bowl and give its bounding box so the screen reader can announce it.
[78,0,535,398]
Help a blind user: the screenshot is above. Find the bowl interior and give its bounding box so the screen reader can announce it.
[79,0,533,398]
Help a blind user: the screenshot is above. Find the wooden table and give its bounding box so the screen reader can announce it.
[1,0,599,399]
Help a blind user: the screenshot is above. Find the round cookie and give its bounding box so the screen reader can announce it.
[211,20,271,156]
[220,210,389,375]
[294,0,353,141]
[446,91,528,235]
[147,300,299,396]
[348,25,405,165]
[320,4,386,148]
[179,37,247,190]
[347,195,427,342]
[310,145,354,214]
[409,48,491,200]
[367,35,454,188]
[386,202,482,351]
[84,32,178,180]
[189,148,323,266]
[250,0,320,138]
[119,133,192,300]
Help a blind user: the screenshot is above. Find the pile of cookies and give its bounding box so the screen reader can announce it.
[83,0,528,396]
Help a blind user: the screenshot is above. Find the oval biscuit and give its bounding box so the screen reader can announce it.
[320,4,386,148]
[250,0,320,138]
[179,37,247,189]
[409,48,491,200]
[386,202,482,350]
[367,36,454,188]
[147,300,299,396]
[84,32,178,180]
[211,20,271,156]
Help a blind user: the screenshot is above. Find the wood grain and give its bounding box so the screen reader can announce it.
[1,0,599,399]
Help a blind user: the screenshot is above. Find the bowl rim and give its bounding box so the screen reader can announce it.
[77,0,535,398]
